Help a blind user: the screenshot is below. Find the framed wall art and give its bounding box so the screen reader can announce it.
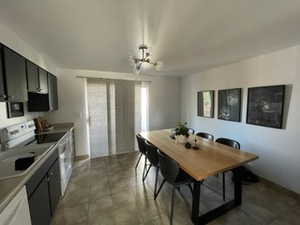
[218,88,242,122]
[246,85,285,129]
[197,90,215,118]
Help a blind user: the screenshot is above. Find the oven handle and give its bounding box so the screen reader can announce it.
[59,142,68,154]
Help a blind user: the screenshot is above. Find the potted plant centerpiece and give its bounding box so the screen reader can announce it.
[174,122,189,144]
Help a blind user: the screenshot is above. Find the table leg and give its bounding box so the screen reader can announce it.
[233,167,242,205]
[192,167,242,225]
[191,180,202,223]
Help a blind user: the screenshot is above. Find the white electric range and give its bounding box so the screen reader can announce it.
[0,120,73,196]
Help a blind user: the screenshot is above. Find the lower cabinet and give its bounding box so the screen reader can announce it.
[26,149,61,225]
[28,177,52,225]
[48,159,61,215]
[0,186,32,225]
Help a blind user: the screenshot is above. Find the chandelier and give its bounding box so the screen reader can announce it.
[129,0,162,74]
[130,44,160,74]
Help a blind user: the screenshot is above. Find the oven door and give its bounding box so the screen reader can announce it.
[58,135,72,196]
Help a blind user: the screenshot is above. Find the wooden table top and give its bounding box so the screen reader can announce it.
[140,129,258,181]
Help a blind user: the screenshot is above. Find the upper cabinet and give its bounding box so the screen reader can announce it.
[39,68,48,94]
[28,73,58,112]
[48,73,58,111]
[0,45,5,101]
[26,60,39,93]
[27,61,49,94]
[0,43,59,111]
[2,46,28,102]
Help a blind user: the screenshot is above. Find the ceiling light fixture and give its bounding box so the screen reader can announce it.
[130,0,162,74]
[131,44,160,74]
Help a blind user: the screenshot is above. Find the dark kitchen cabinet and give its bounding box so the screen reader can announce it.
[26,61,39,93]
[3,46,28,102]
[27,149,61,225]
[0,44,5,101]
[39,68,48,94]
[28,177,52,225]
[48,73,58,111]
[28,73,58,112]
[48,159,61,215]
[26,61,49,94]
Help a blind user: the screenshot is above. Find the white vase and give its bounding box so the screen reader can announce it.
[176,135,187,144]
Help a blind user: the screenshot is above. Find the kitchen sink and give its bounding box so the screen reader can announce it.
[0,143,55,180]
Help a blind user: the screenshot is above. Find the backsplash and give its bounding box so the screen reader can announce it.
[0,102,44,129]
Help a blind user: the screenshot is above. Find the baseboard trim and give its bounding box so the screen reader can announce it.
[259,176,300,200]
[75,154,90,161]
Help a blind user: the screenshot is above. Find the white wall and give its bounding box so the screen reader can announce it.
[0,23,58,129]
[46,69,181,156]
[181,46,300,194]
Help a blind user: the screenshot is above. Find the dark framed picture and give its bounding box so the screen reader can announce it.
[197,90,214,118]
[246,85,285,129]
[218,88,242,122]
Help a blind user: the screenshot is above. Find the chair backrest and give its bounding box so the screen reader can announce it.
[196,132,214,141]
[188,128,195,134]
[215,138,240,149]
[145,141,159,167]
[136,134,147,154]
[158,151,180,184]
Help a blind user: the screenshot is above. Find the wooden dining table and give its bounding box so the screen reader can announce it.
[140,129,258,225]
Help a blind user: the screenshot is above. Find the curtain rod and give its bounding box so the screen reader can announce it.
[76,75,152,83]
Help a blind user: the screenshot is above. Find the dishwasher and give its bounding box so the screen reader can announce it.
[58,132,73,196]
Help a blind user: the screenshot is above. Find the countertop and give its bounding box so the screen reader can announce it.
[0,123,74,213]
[37,122,74,135]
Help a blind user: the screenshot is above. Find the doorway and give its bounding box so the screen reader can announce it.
[87,78,149,159]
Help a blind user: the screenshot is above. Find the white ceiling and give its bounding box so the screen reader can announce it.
[1,0,300,76]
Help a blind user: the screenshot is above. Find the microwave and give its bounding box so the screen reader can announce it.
[7,102,24,118]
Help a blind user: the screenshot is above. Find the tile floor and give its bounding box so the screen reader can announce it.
[52,152,300,225]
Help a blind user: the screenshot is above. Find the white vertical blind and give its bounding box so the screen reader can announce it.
[86,78,148,157]
[87,79,109,158]
[114,80,135,154]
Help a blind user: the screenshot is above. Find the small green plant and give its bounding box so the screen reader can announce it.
[175,122,189,137]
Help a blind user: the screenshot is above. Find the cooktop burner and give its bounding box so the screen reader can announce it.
[35,132,66,144]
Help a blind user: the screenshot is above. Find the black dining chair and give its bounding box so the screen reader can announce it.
[215,138,240,201]
[156,151,194,225]
[196,132,214,141]
[188,128,195,134]
[135,134,148,170]
[142,141,163,199]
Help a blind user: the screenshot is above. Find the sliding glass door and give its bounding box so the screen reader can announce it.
[87,78,149,158]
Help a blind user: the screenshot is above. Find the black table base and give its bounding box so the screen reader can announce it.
[191,167,242,225]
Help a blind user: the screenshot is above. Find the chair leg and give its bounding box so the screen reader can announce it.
[170,186,176,225]
[222,172,226,201]
[142,156,147,179]
[135,153,143,170]
[154,178,166,200]
[154,167,159,199]
[143,164,152,182]
[187,183,193,194]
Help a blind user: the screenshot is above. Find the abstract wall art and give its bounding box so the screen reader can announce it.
[197,90,214,118]
[218,88,242,122]
[247,85,285,129]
